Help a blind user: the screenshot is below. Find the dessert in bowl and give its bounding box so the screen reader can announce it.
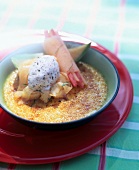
[0,30,120,130]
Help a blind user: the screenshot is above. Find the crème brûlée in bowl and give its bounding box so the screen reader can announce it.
[0,30,120,130]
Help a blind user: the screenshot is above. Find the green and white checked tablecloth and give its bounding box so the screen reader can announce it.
[0,0,139,169]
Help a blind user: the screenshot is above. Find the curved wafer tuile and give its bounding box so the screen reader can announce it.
[44,29,86,88]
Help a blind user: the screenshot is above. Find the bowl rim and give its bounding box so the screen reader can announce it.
[0,41,120,127]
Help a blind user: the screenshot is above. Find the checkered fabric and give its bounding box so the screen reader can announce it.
[0,0,139,169]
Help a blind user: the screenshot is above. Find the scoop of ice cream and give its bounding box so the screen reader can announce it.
[28,55,60,91]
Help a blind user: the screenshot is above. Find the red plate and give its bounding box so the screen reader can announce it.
[0,32,133,164]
